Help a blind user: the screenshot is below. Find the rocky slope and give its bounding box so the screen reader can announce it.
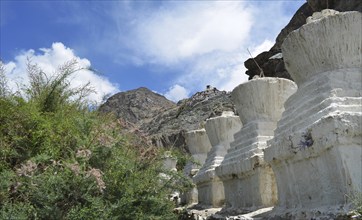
[99,87,235,150]
[99,87,176,125]
[245,0,362,80]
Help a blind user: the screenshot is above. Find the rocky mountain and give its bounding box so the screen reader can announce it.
[99,86,235,151]
[245,0,362,80]
[99,87,176,125]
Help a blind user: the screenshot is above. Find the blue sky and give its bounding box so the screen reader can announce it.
[1,1,304,103]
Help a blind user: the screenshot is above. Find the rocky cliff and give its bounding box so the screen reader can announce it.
[99,87,235,150]
[245,0,362,80]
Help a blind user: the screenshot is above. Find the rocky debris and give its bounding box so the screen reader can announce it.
[176,207,222,220]
[178,206,358,220]
[244,0,362,80]
[100,87,236,151]
[177,206,273,220]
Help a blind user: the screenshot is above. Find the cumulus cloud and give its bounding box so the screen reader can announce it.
[166,39,274,96]
[113,2,281,98]
[123,1,253,65]
[61,1,299,101]
[164,84,190,102]
[3,42,119,103]
[249,40,274,57]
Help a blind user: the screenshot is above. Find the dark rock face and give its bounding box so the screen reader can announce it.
[308,0,362,12]
[244,0,362,80]
[100,87,235,150]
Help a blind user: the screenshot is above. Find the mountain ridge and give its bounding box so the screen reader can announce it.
[99,86,235,150]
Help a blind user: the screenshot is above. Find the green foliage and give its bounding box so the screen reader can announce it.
[0,60,186,219]
[25,59,94,113]
[0,60,9,97]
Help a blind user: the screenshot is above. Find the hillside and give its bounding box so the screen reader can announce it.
[100,87,235,151]
[99,87,176,124]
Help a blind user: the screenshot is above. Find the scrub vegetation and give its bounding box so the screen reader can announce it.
[0,60,190,219]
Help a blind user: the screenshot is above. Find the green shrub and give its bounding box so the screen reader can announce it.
[0,60,185,219]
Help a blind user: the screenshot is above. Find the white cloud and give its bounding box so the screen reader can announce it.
[249,40,274,58]
[113,2,284,96]
[4,42,119,103]
[126,1,253,65]
[94,1,300,98]
[166,39,273,95]
[2,1,305,105]
[164,84,190,102]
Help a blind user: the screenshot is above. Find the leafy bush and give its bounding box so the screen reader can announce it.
[0,60,189,219]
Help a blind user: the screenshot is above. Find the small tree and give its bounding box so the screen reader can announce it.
[26,58,94,113]
[0,60,9,97]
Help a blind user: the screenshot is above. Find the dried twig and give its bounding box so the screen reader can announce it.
[247,48,264,77]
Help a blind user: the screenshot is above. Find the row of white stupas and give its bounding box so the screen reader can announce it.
[181,10,362,218]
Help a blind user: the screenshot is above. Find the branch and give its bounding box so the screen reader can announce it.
[247,48,264,77]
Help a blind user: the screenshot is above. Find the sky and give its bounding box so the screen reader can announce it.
[0,0,305,103]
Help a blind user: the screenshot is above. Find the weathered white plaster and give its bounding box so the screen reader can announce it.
[159,151,181,205]
[306,9,339,24]
[265,11,362,218]
[162,151,177,172]
[215,78,297,211]
[193,111,242,207]
[181,129,213,205]
[185,129,213,166]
